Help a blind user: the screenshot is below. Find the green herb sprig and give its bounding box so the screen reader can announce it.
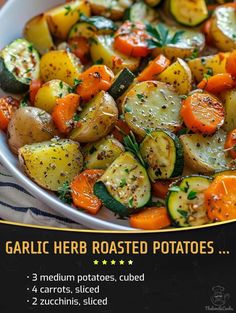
[146,23,185,49]
[58,182,72,204]
[123,132,147,168]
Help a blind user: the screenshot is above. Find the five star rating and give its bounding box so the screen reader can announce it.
[93,259,134,266]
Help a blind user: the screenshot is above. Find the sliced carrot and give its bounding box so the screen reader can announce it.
[197,73,236,94]
[224,129,236,159]
[180,92,224,135]
[114,21,150,58]
[152,180,172,199]
[130,207,171,230]
[226,50,236,78]
[52,94,80,134]
[111,119,131,142]
[137,55,170,82]
[0,96,19,131]
[205,175,236,222]
[29,79,42,105]
[68,36,90,65]
[76,65,114,102]
[71,169,104,215]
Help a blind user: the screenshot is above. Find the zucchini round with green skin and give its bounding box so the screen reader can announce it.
[124,2,159,23]
[123,81,183,137]
[166,175,212,227]
[94,152,151,216]
[69,15,117,39]
[0,39,40,94]
[140,130,184,181]
[108,68,135,100]
[83,137,125,170]
[169,0,208,27]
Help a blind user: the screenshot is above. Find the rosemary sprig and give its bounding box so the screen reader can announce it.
[146,23,185,49]
[123,132,147,168]
[57,182,72,204]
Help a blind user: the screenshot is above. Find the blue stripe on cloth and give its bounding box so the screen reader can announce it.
[0,199,78,225]
[0,181,34,197]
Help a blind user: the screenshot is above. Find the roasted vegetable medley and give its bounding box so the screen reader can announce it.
[0,0,236,230]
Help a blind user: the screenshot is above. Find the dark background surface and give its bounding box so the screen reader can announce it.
[0,222,235,313]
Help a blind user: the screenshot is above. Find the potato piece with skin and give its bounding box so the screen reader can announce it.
[19,139,83,191]
[90,35,140,74]
[83,137,125,169]
[157,58,192,95]
[188,52,230,82]
[210,6,236,52]
[24,14,54,55]
[40,50,83,86]
[221,88,236,132]
[8,107,58,155]
[123,81,182,137]
[88,0,128,20]
[180,130,231,174]
[34,80,70,113]
[153,28,205,61]
[70,91,118,142]
[46,0,91,39]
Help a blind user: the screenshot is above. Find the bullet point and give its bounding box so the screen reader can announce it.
[27,288,29,291]
[27,276,29,279]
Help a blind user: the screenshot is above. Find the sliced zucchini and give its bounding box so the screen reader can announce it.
[108,68,135,100]
[24,14,54,55]
[94,152,151,216]
[124,2,159,24]
[83,137,125,169]
[180,129,231,174]
[123,81,182,137]
[45,0,91,39]
[221,88,236,132]
[0,39,40,94]
[140,130,184,181]
[188,52,230,82]
[157,58,192,95]
[170,0,208,27]
[90,35,140,73]
[69,15,117,39]
[153,27,205,61]
[210,6,236,52]
[167,175,211,227]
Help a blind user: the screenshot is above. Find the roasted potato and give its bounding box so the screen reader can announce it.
[24,14,54,55]
[157,58,192,95]
[34,80,70,113]
[8,107,58,155]
[90,35,140,74]
[221,88,236,132]
[88,0,130,20]
[40,50,83,86]
[153,28,205,61]
[188,52,230,82]
[19,139,83,191]
[45,0,91,39]
[180,130,230,174]
[83,137,125,169]
[210,6,236,52]
[70,91,118,142]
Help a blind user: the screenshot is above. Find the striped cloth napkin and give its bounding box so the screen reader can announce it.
[0,163,83,228]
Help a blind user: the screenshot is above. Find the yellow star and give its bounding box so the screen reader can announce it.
[111,260,116,265]
[119,260,125,265]
[102,260,107,265]
[128,260,133,265]
[93,260,99,265]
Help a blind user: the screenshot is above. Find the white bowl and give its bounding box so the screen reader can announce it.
[0,0,133,230]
